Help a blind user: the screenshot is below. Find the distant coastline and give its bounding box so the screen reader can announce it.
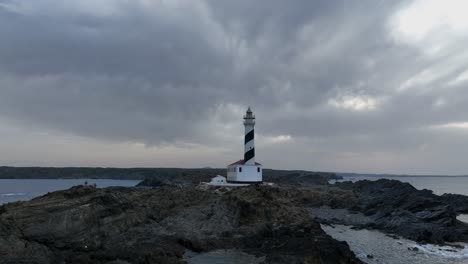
[0,167,225,180]
[0,166,337,181]
[338,172,468,178]
[1,166,466,181]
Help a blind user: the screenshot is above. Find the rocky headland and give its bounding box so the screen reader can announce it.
[310,179,468,243]
[1,174,468,263]
[0,183,360,264]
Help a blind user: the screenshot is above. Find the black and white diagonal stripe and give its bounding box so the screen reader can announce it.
[244,128,255,163]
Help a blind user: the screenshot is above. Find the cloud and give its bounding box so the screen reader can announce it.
[261,135,292,145]
[390,0,468,45]
[431,122,468,129]
[1,0,468,174]
[328,95,383,112]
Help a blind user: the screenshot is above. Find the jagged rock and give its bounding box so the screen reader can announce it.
[5,176,468,263]
[0,185,362,264]
[441,193,468,214]
[264,172,331,186]
[313,179,468,243]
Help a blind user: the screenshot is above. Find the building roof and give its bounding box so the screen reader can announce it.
[228,159,262,166]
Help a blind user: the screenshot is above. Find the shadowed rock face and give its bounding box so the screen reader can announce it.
[313,179,468,244]
[440,193,468,214]
[263,173,332,187]
[0,185,361,264]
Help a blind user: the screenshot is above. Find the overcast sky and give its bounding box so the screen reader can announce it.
[1,0,468,174]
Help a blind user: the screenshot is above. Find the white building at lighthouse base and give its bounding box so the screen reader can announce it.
[204,160,263,186]
[226,160,262,183]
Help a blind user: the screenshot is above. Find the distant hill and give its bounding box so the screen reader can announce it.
[337,172,468,178]
[0,166,340,181]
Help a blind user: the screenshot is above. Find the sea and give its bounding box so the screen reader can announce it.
[0,179,140,205]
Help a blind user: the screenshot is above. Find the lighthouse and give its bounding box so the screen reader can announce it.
[227,107,263,183]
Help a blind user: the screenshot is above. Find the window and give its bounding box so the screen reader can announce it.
[239,167,242,172]
[257,167,260,172]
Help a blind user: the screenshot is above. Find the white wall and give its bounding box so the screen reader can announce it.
[227,165,262,182]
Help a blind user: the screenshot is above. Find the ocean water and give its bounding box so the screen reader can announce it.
[0,179,140,205]
[323,224,468,264]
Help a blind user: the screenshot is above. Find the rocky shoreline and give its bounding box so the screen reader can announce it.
[0,184,360,264]
[1,176,468,263]
[312,179,468,244]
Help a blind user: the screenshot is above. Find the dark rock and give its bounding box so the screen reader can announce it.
[0,185,362,264]
[308,179,468,244]
[136,175,199,187]
[264,172,335,186]
[441,193,468,214]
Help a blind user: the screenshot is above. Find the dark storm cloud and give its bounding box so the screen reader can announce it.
[0,0,236,143]
[1,0,468,173]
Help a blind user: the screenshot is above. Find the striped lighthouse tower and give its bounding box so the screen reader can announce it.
[226,107,263,183]
[243,107,256,165]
